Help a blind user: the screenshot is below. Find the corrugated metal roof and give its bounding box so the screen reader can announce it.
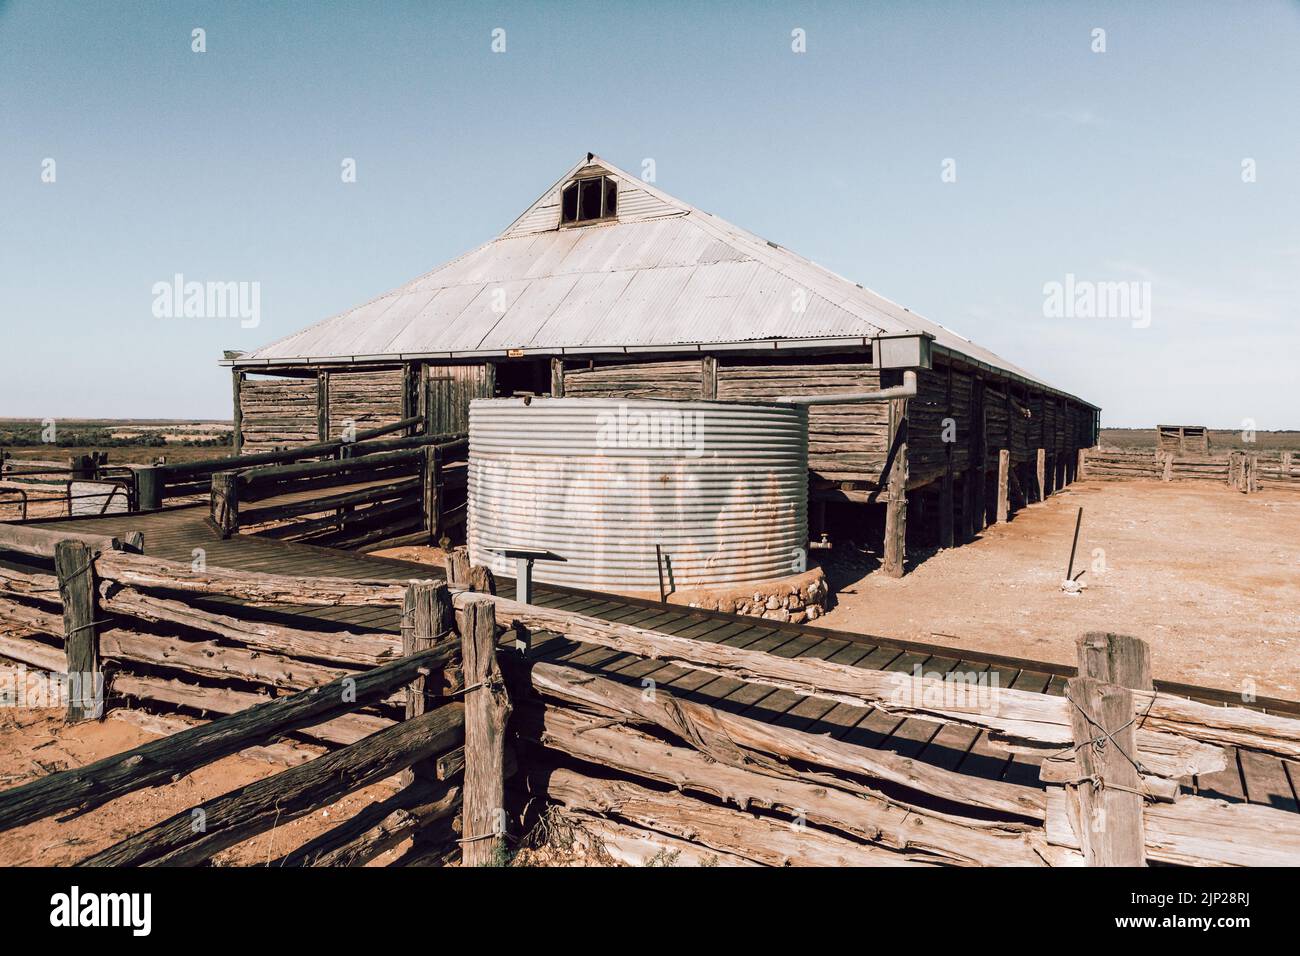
[236,154,1090,404]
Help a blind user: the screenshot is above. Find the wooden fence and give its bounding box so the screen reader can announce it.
[210,434,468,549]
[2,523,1299,866]
[1081,447,1299,493]
[132,414,426,509]
[0,523,484,866]
[480,593,1300,866]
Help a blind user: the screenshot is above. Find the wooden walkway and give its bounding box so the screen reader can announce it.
[12,502,1300,815]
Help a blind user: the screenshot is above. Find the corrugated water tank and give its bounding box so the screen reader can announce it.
[467,397,808,591]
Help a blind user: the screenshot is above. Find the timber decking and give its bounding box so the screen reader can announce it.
[9,503,1299,814]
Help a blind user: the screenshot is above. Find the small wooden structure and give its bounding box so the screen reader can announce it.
[1157,424,1209,455]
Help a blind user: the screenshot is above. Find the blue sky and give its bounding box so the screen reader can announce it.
[2,0,1297,427]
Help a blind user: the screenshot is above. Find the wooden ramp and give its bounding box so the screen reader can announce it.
[12,503,1300,815]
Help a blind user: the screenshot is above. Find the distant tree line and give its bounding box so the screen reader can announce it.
[0,425,231,449]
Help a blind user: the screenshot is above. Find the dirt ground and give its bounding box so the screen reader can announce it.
[819,480,1300,700]
[0,705,412,867]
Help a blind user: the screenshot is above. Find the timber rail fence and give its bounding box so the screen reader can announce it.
[1,522,1299,866]
[0,523,472,865]
[209,433,468,550]
[132,414,427,509]
[101,412,474,551]
[1080,447,1300,492]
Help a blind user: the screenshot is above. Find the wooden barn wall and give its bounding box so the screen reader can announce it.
[1049,398,1067,451]
[237,376,319,454]
[907,359,1095,489]
[906,367,951,486]
[947,368,974,473]
[983,386,1009,467]
[1039,398,1054,454]
[1068,404,1083,449]
[563,360,702,400]
[327,369,405,440]
[1027,394,1045,449]
[716,361,887,483]
[1010,393,1033,462]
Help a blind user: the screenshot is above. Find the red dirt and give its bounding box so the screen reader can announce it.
[0,706,408,867]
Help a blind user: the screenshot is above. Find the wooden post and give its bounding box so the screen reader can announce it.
[210,471,239,539]
[317,371,330,443]
[423,444,442,542]
[135,467,162,511]
[54,540,103,722]
[701,355,718,400]
[469,564,497,594]
[68,455,94,481]
[447,547,471,588]
[416,361,431,437]
[940,363,954,548]
[1161,451,1173,482]
[550,357,565,398]
[1077,448,1087,480]
[400,364,413,428]
[1066,634,1149,868]
[231,368,244,455]
[883,397,908,577]
[461,598,511,866]
[400,582,454,786]
[1076,631,1151,690]
[1065,675,1147,866]
[995,449,1010,523]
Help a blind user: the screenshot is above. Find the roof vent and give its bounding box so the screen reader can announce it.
[561,174,617,225]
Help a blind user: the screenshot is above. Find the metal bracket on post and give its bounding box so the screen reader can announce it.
[491,546,564,658]
[499,546,564,605]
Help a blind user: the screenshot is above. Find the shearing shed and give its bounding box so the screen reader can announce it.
[225,154,1098,576]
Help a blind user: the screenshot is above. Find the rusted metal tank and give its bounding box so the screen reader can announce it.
[467,397,808,591]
